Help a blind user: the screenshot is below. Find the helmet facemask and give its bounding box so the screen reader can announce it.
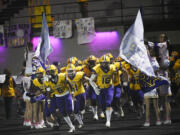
[46,70,56,79]
[88,60,96,68]
[36,72,44,82]
[67,69,76,78]
[100,62,110,72]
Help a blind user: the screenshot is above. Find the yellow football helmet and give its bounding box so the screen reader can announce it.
[67,58,76,65]
[36,67,45,78]
[96,58,100,64]
[77,60,82,65]
[36,67,45,75]
[88,55,97,67]
[66,64,76,71]
[82,59,88,65]
[171,51,179,57]
[88,55,97,61]
[72,57,78,63]
[106,53,113,59]
[106,53,114,64]
[66,64,76,77]
[46,64,58,76]
[99,55,110,63]
[115,56,123,62]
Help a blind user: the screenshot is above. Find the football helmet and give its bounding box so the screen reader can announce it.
[100,55,110,68]
[88,55,97,68]
[115,56,123,62]
[67,58,76,65]
[46,65,58,77]
[36,67,45,79]
[106,53,114,64]
[66,64,76,77]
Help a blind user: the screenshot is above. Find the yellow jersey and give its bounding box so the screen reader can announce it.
[93,64,116,89]
[76,66,84,72]
[129,68,141,90]
[60,67,66,73]
[113,70,122,87]
[83,65,92,77]
[114,62,121,70]
[113,62,122,86]
[66,72,85,96]
[48,73,69,96]
[32,78,50,96]
[173,59,180,72]
[2,77,15,97]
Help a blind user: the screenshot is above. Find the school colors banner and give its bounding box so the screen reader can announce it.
[53,20,72,38]
[75,17,96,45]
[6,24,31,47]
[28,0,52,28]
[139,72,169,93]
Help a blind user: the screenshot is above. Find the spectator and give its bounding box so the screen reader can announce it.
[1,68,16,120]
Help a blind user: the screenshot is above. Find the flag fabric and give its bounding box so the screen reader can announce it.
[75,17,96,45]
[119,10,155,77]
[5,24,31,47]
[34,13,53,64]
[139,72,169,93]
[53,20,72,38]
[119,10,169,93]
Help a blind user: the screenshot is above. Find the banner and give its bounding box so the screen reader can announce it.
[28,0,52,28]
[75,17,96,45]
[6,24,31,47]
[31,5,52,28]
[0,25,4,46]
[119,10,155,77]
[53,20,72,38]
[139,72,169,93]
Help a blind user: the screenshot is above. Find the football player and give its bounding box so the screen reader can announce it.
[46,64,75,132]
[66,64,89,128]
[89,55,116,127]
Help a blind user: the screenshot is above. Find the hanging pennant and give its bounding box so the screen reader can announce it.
[53,20,72,38]
[75,17,96,45]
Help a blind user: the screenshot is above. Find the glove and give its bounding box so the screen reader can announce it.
[23,92,30,101]
[84,82,89,89]
[30,97,37,103]
[94,87,100,95]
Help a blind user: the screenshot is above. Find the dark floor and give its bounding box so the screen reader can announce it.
[0,98,180,135]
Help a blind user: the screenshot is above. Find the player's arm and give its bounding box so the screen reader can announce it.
[66,80,74,93]
[89,71,100,95]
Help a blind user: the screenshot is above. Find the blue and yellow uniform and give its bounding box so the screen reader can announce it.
[32,78,48,94]
[66,64,86,114]
[47,72,73,116]
[129,66,144,107]
[32,75,54,117]
[67,71,86,97]
[2,77,16,97]
[92,55,116,111]
[93,64,116,89]
[48,73,69,96]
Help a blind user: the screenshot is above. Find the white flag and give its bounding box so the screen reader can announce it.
[75,17,96,45]
[53,20,72,38]
[119,10,155,76]
[34,13,53,64]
